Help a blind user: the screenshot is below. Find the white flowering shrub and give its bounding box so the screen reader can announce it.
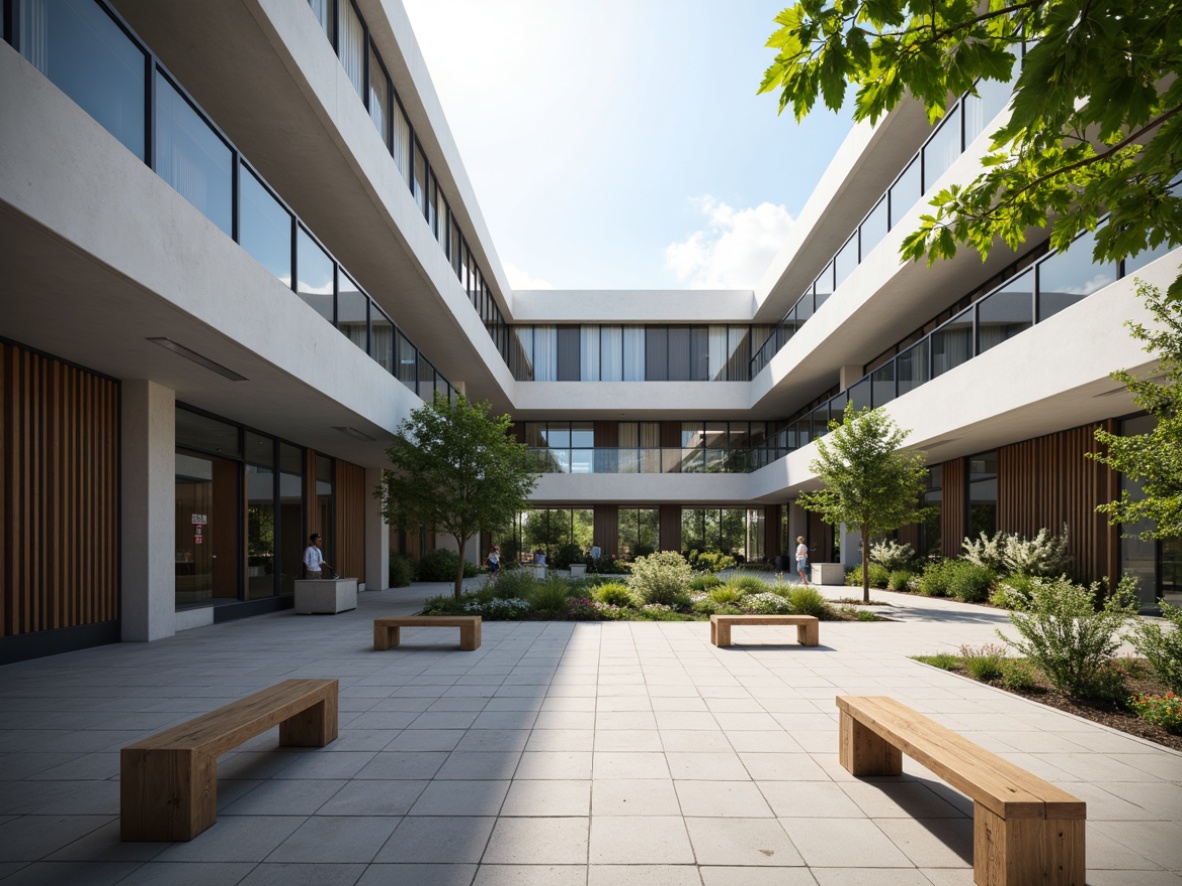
[962,531,1007,571]
[743,592,794,614]
[869,540,914,571]
[1002,524,1071,577]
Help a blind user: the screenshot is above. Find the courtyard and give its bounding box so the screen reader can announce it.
[0,583,1179,885]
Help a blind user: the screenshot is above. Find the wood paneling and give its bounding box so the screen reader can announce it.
[940,457,966,560]
[660,421,681,448]
[659,504,681,552]
[764,505,782,560]
[593,505,618,559]
[998,422,1119,584]
[333,460,366,584]
[593,422,618,448]
[2,342,119,637]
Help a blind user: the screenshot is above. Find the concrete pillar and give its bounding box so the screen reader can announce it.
[121,380,175,641]
[838,522,863,569]
[364,467,390,591]
[839,364,863,391]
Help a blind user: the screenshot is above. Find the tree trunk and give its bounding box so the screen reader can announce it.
[453,534,469,599]
[861,528,871,604]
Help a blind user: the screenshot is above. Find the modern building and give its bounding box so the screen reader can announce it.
[2,0,1178,664]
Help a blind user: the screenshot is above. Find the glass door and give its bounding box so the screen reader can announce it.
[175,452,239,604]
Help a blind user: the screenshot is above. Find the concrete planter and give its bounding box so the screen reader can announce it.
[569,564,587,577]
[810,563,846,586]
[294,578,358,614]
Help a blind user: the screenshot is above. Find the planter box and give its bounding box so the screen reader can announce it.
[569,564,587,577]
[294,578,358,614]
[810,563,845,586]
[531,565,548,580]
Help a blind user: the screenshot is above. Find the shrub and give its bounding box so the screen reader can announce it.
[725,575,771,594]
[962,531,1007,572]
[743,592,794,614]
[845,563,890,588]
[848,607,884,621]
[991,573,1042,610]
[709,587,743,606]
[630,551,693,607]
[594,582,635,608]
[389,554,415,588]
[960,643,1006,681]
[999,575,1139,699]
[916,560,953,597]
[529,578,574,614]
[1002,525,1071,577]
[1000,658,1037,690]
[912,652,960,670]
[1127,692,1182,733]
[787,586,831,618]
[887,569,915,592]
[689,549,737,573]
[416,548,477,582]
[632,543,656,559]
[691,573,723,591]
[566,597,600,620]
[467,596,532,619]
[419,593,467,615]
[1130,601,1182,694]
[552,542,583,570]
[490,567,536,600]
[870,539,914,571]
[946,561,995,603]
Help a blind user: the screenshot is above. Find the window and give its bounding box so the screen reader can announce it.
[155,72,233,236]
[240,167,292,286]
[580,326,600,381]
[413,142,428,218]
[392,100,411,182]
[336,272,368,352]
[307,0,334,45]
[368,43,390,146]
[296,227,334,322]
[860,196,888,259]
[923,107,962,192]
[977,270,1033,354]
[19,0,147,160]
[623,328,645,381]
[395,330,417,392]
[889,158,922,228]
[1037,229,1117,321]
[600,327,623,381]
[371,305,394,373]
[533,327,557,381]
[931,308,973,378]
[968,451,998,538]
[833,233,858,289]
[339,1,364,99]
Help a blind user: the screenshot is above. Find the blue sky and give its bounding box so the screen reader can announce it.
[402,0,855,290]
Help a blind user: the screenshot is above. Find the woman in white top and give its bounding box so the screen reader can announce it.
[795,536,810,587]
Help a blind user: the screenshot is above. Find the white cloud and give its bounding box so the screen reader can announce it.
[664,196,794,289]
[503,262,555,291]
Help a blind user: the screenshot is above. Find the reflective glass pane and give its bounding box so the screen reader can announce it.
[889,157,922,227]
[870,361,895,407]
[896,340,929,395]
[931,308,973,377]
[834,233,859,289]
[340,0,364,98]
[371,306,394,373]
[977,269,1033,354]
[392,101,411,182]
[307,0,334,44]
[336,273,367,351]
[860,196,889,258]
[413,143,428,217]
[368,44,390,146]
[20,0,146,160]
[246,463,275,598]
[923,107,962,192]
[963,69,1013,146]
[240,167,292,286]
[297,227,334,322]
[417,356,436,401]
[1124,238,1175,275]
[155,72,232,236]
[847,378,871,412]
[1037,230,1118,321]
[396,330,417,391]
[176,408,239,455]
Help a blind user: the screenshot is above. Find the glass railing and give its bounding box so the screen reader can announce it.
[7,0,455,404]
[749,51,1024,377]
[527,446,788,475]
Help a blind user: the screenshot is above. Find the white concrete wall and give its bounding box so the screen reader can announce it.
[120,381,176,641]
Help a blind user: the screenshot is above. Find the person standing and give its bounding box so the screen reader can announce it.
[487,545,500,580]
[795,536,810,587]
[304,533,328,579]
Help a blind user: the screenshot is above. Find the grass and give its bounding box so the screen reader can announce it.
[912,652,961,670]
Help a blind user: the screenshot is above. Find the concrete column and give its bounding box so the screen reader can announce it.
[839,364,863,391]
[838,522,863,569]
[121,380,175,641]
[364,467,390,592]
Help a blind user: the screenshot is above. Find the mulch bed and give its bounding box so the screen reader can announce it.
[941,662,1182,753]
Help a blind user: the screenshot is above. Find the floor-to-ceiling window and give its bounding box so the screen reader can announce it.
[618,508,659,559]
[968,450,998,538]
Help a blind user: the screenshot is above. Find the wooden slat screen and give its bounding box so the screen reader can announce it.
[2,342,119,636]
[997,422,1119,584]
[939,457,966,559]
[764,505,782,559]
[593,504,619,560]
[659,504,681,552]
[333,459,366,584]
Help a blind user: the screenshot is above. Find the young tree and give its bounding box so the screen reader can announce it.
[798,408,931,602]
[760,0,1182,300]
[378,394,539,598]
[1090,281,1182,540]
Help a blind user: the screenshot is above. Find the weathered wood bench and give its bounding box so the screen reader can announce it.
[121,678,338,841]
[837,695,1085,886]
[374,615,482,651]
[710,614,819,647]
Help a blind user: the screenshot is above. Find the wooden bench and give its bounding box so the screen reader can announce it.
[710,614,819,647]
[121,678,338,842]
[837,695,1085,886]
[374,615,481,651]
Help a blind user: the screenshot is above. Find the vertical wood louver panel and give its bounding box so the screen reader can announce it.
[593,505,619,560]
[997,422,1118,584]
[1,342,119,637]
[333,459,366,584]
[764,505,782,559]
[659,505,681,552]
[940,457,966,559]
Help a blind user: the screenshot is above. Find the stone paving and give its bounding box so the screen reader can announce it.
[0,581,1179,885]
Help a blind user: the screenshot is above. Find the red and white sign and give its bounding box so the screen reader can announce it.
[191,514,207,525]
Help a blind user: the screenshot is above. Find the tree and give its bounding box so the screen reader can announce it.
[378,393,539,598]
[760,0,1182,301]
[1089,281,1182,540]
[798,408,931,602]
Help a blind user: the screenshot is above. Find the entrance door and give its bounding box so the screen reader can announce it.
[175,452,239,604]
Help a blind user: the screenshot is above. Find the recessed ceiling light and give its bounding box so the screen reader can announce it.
[333,426,375,442]
[147,337,246,381]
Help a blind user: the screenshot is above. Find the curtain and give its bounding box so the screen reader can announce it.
[533,327,557,381]
[580,326,600,381]
[600,327,623,381]
[623,328,645,381]
[341,2,364,99]
[393,104,411,182]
